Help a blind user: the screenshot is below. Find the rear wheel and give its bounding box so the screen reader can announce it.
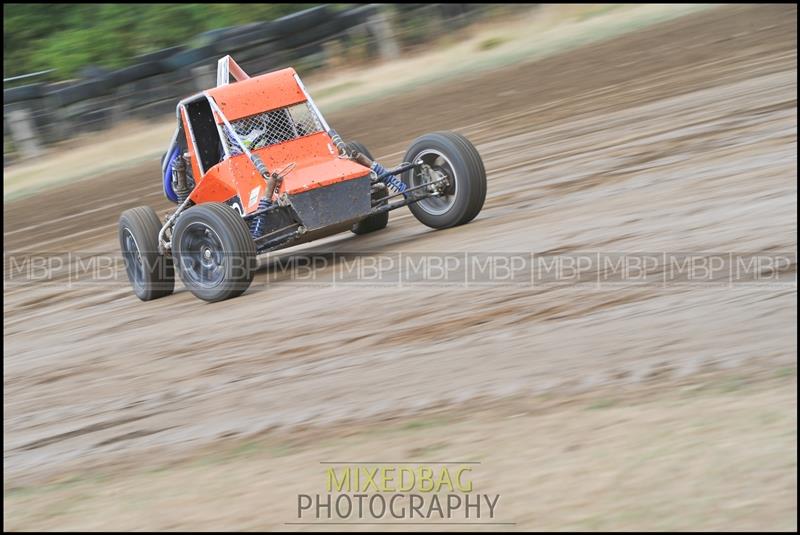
[349,141,389,235]
[119,206,174,301]
[172,203,257,302]
[402,131,486,229]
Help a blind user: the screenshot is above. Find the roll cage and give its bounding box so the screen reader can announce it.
[162,56,331,188]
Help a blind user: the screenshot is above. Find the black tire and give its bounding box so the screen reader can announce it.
[109,62,164,86]
[134,45,186,64]
[79,64,111,81]
[191,26,235,49]
[271,6,332,37]
[402,131,486,229]
[119,206,175,301]
[349,141,389,235]
[334,5,379,27]
[280,16,351,50]
[172,203,257,302]
[4,83,45,104]
[231,42,279,63]
[161,45,217,71]
[48,78,111,107]
[216,22,275,53]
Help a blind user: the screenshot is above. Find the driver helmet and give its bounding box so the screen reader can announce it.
[235,115,268,150]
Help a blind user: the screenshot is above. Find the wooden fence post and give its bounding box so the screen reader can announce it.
[191,64,215,92]
[7,107,42,158]
[367,7,400,61]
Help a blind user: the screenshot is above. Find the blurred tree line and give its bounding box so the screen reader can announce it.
[3,3,324,79]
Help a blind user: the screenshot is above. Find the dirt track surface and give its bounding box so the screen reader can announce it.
[3,5,797,482]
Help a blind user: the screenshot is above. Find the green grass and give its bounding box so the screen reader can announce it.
[5,472,109,499]
[477,36,507,51]
[402,416,452,431]
[587,398,618,410]
[408,441,450,458]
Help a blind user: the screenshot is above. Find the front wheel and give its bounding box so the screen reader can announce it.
[172,203,257,302]
[402,131,486,229]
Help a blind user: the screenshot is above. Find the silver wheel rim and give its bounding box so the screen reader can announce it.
[122,228,145,287]
[410,149,457,216]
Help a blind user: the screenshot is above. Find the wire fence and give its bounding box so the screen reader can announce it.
[224,103,325,156]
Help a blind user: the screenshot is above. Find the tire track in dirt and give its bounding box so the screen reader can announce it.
[3,4,797,481]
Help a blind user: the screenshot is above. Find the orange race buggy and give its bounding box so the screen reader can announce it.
[119,56,487,302]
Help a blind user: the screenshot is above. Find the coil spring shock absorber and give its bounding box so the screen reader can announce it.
[249,197,271,238]
[371,162,408,197]
[332,130,407,196]
[172,154,193,203]
[329,130,348,156]
[248,163,291,239]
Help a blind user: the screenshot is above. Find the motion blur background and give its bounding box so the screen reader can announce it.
[3,4,520,163]
[4,3,797,531]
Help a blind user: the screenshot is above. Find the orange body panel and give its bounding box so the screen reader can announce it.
[206,68,305,121]
[256,132,370,195]
[189,159,257,212]
[188,132,371,213]
[184,65,371,215]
